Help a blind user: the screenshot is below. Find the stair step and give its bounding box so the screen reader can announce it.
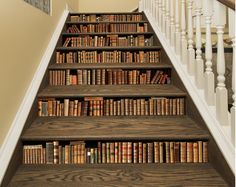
[62,32,155,36]
[38,85,186,98]
[66,21,149,24]
[70,12,144,15]
[21,116,209,141]
[8,163,228,187]
[49,63,172,70]
[56,46,161,51]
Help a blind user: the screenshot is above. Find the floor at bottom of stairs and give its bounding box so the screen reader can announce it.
[8,163,228,187]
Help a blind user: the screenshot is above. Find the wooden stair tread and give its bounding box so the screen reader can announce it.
[8,163,228,187]
[56,46,161,51]
[38,85,186,98]
[70,12,144,15]
[62,32,154,36]
[66,21,149,24]
[22,116,209,141]
[49,63,172,69]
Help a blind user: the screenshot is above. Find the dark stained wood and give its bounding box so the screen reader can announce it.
[8,164,228,187]
[56,46,161,51]
[49,63,172,70]
[66,21,149,24]
[38,85,186,98]
[0,141,22,187]
[70,12,144,15]
[62,32,154,36]
[21,116,209,141]
[208,136,235,187]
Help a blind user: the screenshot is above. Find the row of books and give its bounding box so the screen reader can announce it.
[66,23,148,33]
[23,141,208,164]
[49,69,170,86]
[56,51,160,64]
[38,97,185,117]
[70,14,143,22]
[63,35,153,47]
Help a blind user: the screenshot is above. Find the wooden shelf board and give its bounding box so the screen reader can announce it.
[38,85,186,98]
[66,21,148,24]
[70,12,144,15]
[61,32,154,36]
[48,63,172,70]
[9,163,228,187]
[56,46,161,51]
[21,116,209,141]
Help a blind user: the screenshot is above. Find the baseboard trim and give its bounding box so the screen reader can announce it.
[144,10,235,174]
[0,8,69,185]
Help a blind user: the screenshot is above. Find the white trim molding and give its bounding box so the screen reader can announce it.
[144,9,235,174]
[0,8,69,185]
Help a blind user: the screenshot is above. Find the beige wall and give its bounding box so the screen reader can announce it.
[0,0,78,146]
[0,0,137,147]
[78,0,139,12]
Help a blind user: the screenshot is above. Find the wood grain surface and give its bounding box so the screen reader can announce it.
[38,85,186,98]
[22,116,209,141]
[8,163,228,187]
[56,46,161,51]
[49,63,172,70]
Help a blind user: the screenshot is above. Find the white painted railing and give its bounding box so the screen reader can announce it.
[139,0,235,173]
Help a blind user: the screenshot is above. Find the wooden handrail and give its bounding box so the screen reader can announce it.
[217,0,235,10]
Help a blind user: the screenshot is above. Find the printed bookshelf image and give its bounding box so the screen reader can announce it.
[49,69,170,86]
[23,141,208,164]
[56,50,160,64]
[70,14,143,22]
[62,35,153,47]
[66,23,148,33]
[38,97,185,117]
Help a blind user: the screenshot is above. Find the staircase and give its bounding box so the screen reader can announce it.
[3,12,234,187]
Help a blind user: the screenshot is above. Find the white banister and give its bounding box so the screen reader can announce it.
[181,0,187,64]
[194,0,204,88]
[158,0,162,29]
[155,0,159,22]
[229,8,235,145]
[175,0,181,56]
[152,0,156,17]
[214,1,228,126]
[165,0,171,42]
[162,0,166,34]
[170,0,175,47]
[139,0,143,12]
[139,0,235,173]
[187,0,195,75]
[203,0,215,105]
